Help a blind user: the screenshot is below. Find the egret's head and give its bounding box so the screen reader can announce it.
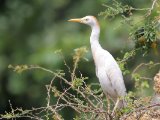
[68,16,99,27]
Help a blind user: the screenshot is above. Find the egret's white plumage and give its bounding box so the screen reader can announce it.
[68,16,127,108]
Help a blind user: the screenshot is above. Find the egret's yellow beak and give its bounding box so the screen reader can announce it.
[68,18,82,23]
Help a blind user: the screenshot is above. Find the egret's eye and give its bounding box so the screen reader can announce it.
[85,18,89,21]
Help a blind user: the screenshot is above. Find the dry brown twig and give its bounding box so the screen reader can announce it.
[120,70,160,120]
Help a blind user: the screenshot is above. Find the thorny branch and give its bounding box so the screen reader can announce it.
[46,76,56,107]
[132,62,160,74]
[5,47,110,120]
[120,103,160,120]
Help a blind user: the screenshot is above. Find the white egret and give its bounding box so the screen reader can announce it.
[68,16,127,111]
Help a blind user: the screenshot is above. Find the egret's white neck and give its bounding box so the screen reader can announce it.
[90,25,101,51]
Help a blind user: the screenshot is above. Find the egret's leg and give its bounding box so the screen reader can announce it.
[106,95,110,114]
[111,98,120,116]
[105,95,112,120]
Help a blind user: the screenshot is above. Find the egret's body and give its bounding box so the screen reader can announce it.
[68,16,127,108]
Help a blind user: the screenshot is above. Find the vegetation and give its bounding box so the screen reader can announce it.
[0,0,160,120]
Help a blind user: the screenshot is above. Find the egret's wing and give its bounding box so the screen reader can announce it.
[107,65,126,97]
[104,51,127,97]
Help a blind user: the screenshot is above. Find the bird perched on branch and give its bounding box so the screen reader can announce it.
[68,16,127,111]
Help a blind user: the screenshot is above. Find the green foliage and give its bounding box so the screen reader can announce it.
[132,73,149,90]
[73,47,88,63]
[132,61,160,95]
[117,49,136,75]
[8,64,28,73]
[73,116,80,120]
[99,0,132,18]
[100,0,160,55]
[72,47,88,80]
[72,77,88,89]
[132,19,158,54]
[52,86,61,97]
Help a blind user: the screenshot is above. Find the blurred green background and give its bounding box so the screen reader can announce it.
[0,0,160,119]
